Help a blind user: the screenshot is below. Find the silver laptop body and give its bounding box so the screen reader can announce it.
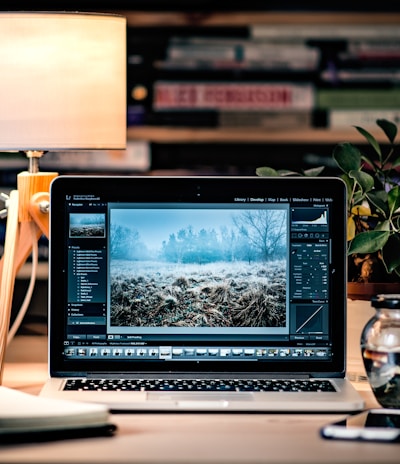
[40,176,364,412]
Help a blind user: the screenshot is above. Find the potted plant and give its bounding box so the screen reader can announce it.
[256,119,400,299]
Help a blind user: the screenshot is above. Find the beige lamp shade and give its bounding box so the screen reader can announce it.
[0,12,127,151]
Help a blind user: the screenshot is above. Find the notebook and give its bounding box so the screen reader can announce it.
[39,175,365,412]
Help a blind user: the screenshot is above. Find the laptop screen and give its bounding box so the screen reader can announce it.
[49,176,347,375]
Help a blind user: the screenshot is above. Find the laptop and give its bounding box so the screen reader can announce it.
[39,175,364,412]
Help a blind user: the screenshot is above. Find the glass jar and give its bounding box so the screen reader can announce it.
[361,294,400,408]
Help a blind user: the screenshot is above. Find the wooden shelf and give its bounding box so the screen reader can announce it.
[120,11,400,27]
[127,126,387,145]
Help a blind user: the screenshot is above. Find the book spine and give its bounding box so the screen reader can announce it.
[153,82,314,111]
[164,40,319,71]
[346,40,400,60]
[328,109,400,128]
[129,109,314,129]
[320,69,400,84]
[155,57,318,72]
[218,110,313,129]
[167,44,236,61]
[316,89,400,109]
[251,24,400,40]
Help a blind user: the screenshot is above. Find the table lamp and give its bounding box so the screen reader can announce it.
[0,12,127,381]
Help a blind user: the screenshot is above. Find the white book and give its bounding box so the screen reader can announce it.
[0,386,112,435]
[251,24,400,40]
[329,109,400,128]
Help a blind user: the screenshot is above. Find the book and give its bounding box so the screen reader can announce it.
[321,69,400,84]
[251,24,400,40]
[162,37,319,72]
[166,39,236,61]
[320,40,400,84]
[344,40,400,61]
[133,109,313,129]
[218,110,313,129]
[316,89,400,109]
[153,81,315,111]
[0,386,115,441]
[328,109,400,128]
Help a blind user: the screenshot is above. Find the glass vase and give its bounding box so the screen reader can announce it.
[361,294,400,408]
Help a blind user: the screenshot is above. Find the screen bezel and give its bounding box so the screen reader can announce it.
[48,175,347,376]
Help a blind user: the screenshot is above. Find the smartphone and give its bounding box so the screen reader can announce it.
[320,409,400,442]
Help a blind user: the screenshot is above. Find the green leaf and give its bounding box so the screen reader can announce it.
[374,190,389,203]
[377,119,397,144]
[348,230,390,254]
[340,173,354,191]
[360,152,379,170]
[388,186,400,216]
[354,125,382,159]
[348,169,374,193]
[382,234,400,273]
[352,189,365,206]
[255,167,279,177]
[390,155,400,169]
[277,169,303,177]
[333,143,361,173]
[374,220,391,231]
[393,215,400,230]
[302,166,325,177]
[366,191,389,217]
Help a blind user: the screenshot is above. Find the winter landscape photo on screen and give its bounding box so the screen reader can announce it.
[69,213,106,238]
[109,206,288,329]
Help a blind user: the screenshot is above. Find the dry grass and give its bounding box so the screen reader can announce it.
[110,260,286,328]
[70,225,104,237]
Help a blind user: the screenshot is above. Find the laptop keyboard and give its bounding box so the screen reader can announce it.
[64,378,337,392]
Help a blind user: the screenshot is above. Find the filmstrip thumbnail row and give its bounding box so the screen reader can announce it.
[64,346,331,359]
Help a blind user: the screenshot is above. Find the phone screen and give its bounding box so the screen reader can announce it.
[321,409,400,442]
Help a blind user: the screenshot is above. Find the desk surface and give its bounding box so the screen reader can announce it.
[1,302,399,464]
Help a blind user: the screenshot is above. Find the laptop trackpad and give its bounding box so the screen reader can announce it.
[148,392,254,405]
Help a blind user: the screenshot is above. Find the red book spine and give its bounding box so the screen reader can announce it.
[154,82,314,111]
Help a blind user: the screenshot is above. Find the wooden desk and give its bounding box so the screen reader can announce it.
[1,302,399,464]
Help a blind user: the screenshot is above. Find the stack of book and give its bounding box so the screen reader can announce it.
[127,23,400,130]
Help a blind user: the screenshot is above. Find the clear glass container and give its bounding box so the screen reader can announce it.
[361,294,400,408]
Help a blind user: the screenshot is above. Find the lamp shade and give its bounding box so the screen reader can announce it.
[0,12,126,151]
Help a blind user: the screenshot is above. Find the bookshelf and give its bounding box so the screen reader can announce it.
[120,10,400,174]
[121,11,400,27]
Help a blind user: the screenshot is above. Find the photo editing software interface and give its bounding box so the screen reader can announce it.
[63,192,334,364]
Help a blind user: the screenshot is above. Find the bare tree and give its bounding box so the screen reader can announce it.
[111,225,144,260]
[233,210,287,261]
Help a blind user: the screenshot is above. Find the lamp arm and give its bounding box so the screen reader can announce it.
[0,172,56,383]
[0,190,19,382]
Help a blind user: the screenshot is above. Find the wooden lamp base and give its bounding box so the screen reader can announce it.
[0,170,57,382]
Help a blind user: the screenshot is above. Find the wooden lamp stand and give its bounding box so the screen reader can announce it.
[0,166,57,382]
